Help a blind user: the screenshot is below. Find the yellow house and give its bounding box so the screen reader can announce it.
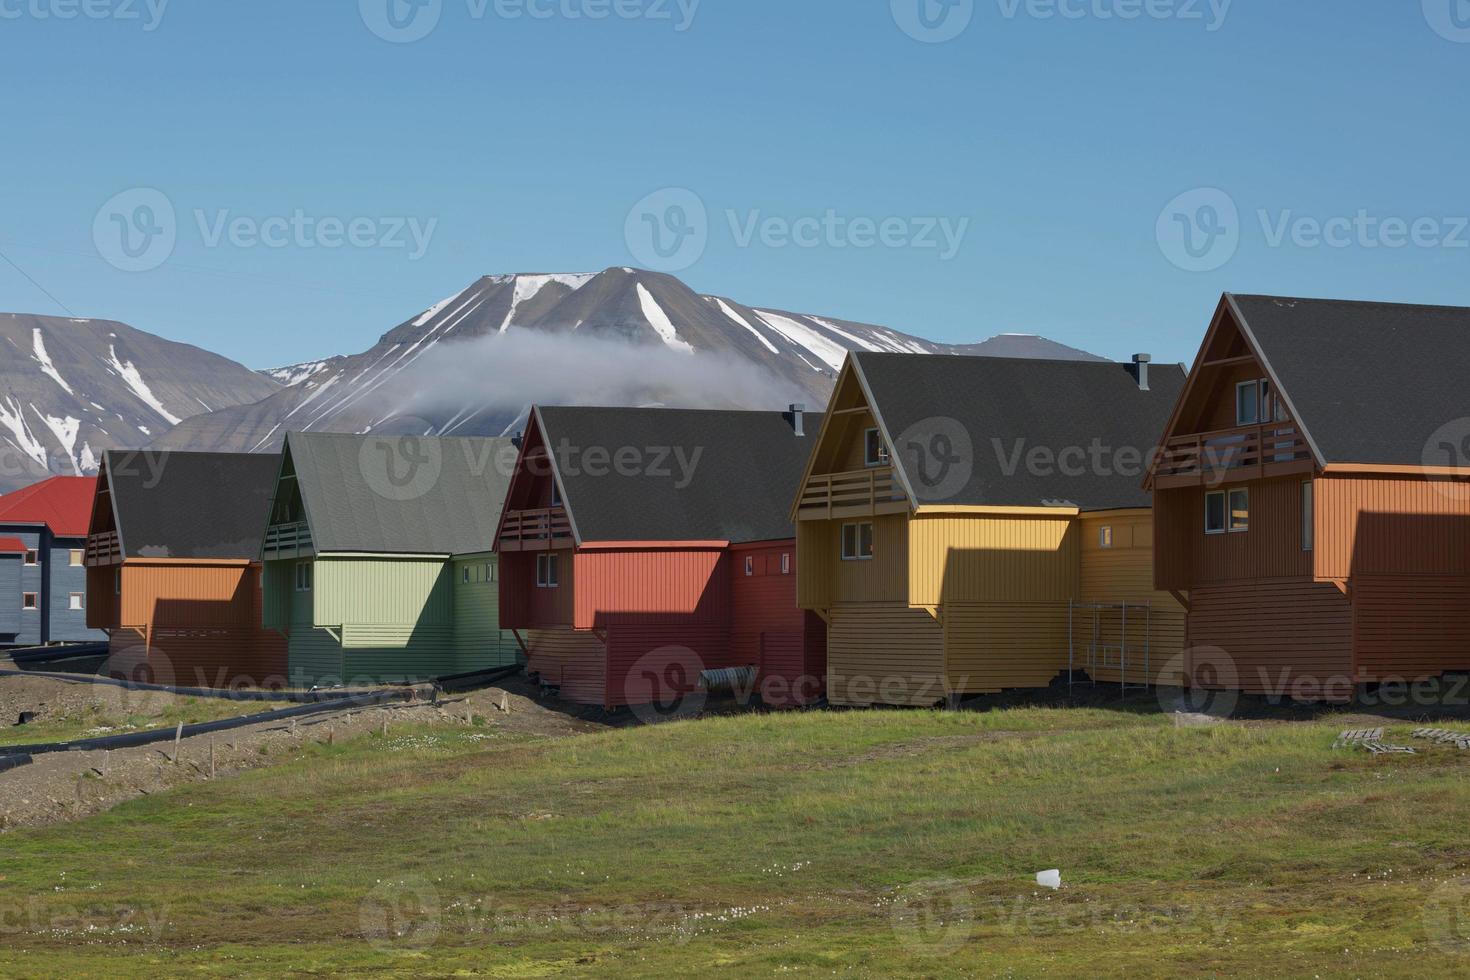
[793,351,1188,707]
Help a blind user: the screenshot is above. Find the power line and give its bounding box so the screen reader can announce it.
[0,244,76,316]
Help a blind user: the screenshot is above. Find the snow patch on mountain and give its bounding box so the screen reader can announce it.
[262,360,332,387]
[499,274,594,333]
[38,414,81,473]
[32,328,74,394]
[107,345,182,425]
[0,397,48,467]
[754,310,847,371]
[637,283,695,354]
[711,298,779,354]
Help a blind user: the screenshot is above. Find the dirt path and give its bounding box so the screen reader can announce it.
[0,674,610,833]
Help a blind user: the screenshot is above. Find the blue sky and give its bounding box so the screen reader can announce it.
[2,1,1468,370]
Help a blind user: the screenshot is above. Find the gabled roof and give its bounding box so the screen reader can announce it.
[284,432,516,555]
[1227,294,1470,466]
[0,538,26,554]
[851,352,1185,511]
[533,406,819,544]
[103,451,280,560]
[0,476,97,537]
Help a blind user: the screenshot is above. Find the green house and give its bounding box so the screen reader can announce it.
[260,432,519,688]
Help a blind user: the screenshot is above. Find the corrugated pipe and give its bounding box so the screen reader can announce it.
[0,754,33,774]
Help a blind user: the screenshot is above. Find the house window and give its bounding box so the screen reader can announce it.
[24,549,38,566]
[485,562,496,583]
[1098,526,1114,549]
[22,592,38,610]
[1229,488,1250,533]
[841,522,875,561]
[1235,381,1260,426]
[745,556,755,576]
[864,428,888,467]
[551,481,563,508]
[69,550,83,567]
[536,553,560,588]
[1302,481,1314,552]
[1205,491,1227,535]
[781,553,791,575]
[295,561,314,592]
[114,569,122,595]
[69,592,84,611]
[463,566,472,584]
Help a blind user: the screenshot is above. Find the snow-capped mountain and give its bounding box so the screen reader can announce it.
[156,267,1105,454]
[0,313,281,493]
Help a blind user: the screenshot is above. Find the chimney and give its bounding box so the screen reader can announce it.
[1131,354,1151,391]
[789,403,806,437]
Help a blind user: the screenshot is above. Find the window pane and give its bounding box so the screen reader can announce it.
[1236,382,1259,425]
[549,555,559,586]
[1205,492,1226,533]
[860,522,875,558]
[70,593,84,611]
[70,550,83,566]
[1302,482,1314,551]
[865,429,884,466]
[1229,488,1250,531]
[841,524,856,558]
[1099,526,1113,548]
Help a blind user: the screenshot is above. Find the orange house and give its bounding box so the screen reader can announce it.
[87,450,287,688]
[1149,294,1470,701]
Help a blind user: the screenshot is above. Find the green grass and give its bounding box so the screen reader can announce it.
[0,695,272,748]
[2,708,1470,977]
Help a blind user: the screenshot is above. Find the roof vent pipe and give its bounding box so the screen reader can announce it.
[1131,354,1151,391]
[789,404,806,437]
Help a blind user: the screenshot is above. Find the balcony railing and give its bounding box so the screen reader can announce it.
[85,531,122,567]
[263,521,313,558]
[1154,423,1314,487]
[796,466,908,519]
[498,507,574,552]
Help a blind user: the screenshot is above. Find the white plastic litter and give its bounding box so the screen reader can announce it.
[1036,869,1061,890]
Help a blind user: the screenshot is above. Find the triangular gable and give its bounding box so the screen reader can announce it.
[88,455,126,556]
[261,436,317,559]
[493,407,582,548]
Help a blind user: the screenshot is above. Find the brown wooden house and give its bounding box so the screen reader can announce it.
[1149,294,1470,701]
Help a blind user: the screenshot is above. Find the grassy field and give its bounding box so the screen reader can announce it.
[0,688,272,749]
[2,705,1470,977]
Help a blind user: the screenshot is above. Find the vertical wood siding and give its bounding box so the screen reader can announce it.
[453,556,519,671]
[730,541,823,705]
[908,513,1077,607]
[315,557,452,628]
[1154,479,1311,588]
[1315,475,1470,579]
[572,548,728,630]
[1078,512,1186,686]
[826,602,946,707]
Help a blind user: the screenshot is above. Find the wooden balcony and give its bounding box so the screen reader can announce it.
[498,507,574,552]
[1154,423,1315,489]
[263,521,314,560]
[85,531,122,567]
[796,466,909,520]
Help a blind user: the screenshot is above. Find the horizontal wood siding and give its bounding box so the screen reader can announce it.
[1354,577,1470,681]
[605,624,733,708]
[1188,583,1353,699]
[1079,512,1186,686]
[573,548,728,630]
[1316,475,1470,580]
[944,602,1071,692]
[137,629,289,688]
[288,627,346,689]
[0,556,19,638]
[525,628,606,705]
[827,602,946,707]
[909,513,1077,607]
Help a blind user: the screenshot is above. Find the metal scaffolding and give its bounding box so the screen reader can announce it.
[1067,600,1153,696]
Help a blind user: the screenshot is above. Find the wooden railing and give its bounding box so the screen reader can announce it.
[498,507,574,551]
[85,531,122,567]
[1154,423,1313,487]
[263,521,313,558]
[797,466,907,519]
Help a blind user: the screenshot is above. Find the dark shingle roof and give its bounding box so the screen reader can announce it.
[287,432,516,555]
[537,406,818,544]
[105,451,280,560]
[853,352,1185,511]
[1231,294,1470,466]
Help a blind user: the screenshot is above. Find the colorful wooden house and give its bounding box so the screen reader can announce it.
[495,406,825,709]
[86,451,287,686]
[1149,294,1470,701]
[0,476,105,647]
[793,352,1187,707]
[260,432,519,688]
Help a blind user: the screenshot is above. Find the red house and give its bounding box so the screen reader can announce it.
[495,405,825,709]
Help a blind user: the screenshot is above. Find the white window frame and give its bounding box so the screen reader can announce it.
[69,592,84,611]
[1301,480,1314,552]
[1235,380,1260,426]
[485,562,496,583]
[744,556,754,577]
[22,592,38,610]
[1228,487,1250,533]
[536,553,560,589]
[863,428,889,468]
[841,522,875,561]
[1099,526,1114,549]
[463,566,472,584]
[781,553,791,575]
[1204,490,1227,535]
[23,549,38,566]
[69,549,83,567]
